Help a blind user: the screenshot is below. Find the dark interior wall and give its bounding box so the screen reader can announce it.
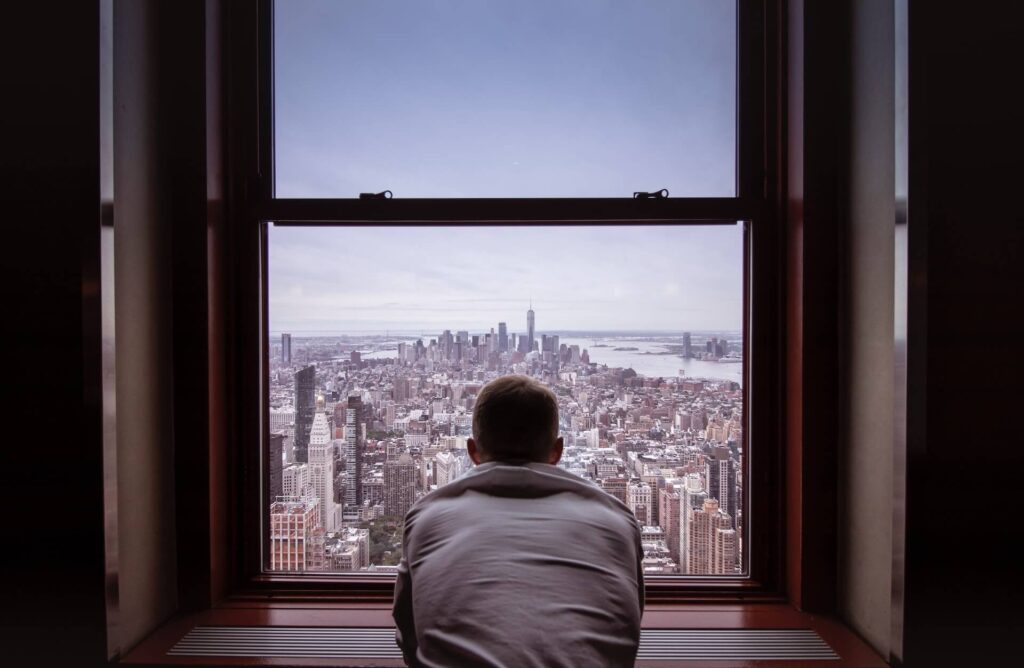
[901,1,1024,665]
[113,0,179,652]
[0,3,109,667]
[784,0,845,615]
[1,1,224,663]
[839,0,895,656]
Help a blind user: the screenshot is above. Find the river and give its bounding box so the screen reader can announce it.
[361,334,742,384]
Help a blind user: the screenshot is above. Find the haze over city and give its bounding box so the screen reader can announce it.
[268,224,745,334]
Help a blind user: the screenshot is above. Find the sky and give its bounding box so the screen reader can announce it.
[269,224,744,333]
[270,1,740,334]
[274,0,736,198]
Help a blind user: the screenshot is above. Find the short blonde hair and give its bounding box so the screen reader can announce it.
[472,375,559,461]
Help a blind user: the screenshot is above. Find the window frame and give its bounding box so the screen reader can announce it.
[225,0,784,604]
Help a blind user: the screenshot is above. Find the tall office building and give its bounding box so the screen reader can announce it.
[527,304,536,353]
[660,486,682,564]
[281,332,292,365]
[393,375,410,402]
[706,446,738,528]
[332,402,347,439]
[686,498,734,574]
[384,452,417,518]
[293,365,316,463]
[434,451,460,488]
[344,395,365,506]
[679,475,708,574]
[268,432,285,502]
[269,496,321,572]
[308,412,336,531]
[713,527,738,574]
[498,322,508,351]
[441,330,453,360]
[682,332,692,358]
[628,479,653,525]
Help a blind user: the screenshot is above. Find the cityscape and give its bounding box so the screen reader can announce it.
[266,306,745,577]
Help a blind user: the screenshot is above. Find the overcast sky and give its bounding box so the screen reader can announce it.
[270,1,739,334]
[269,224,744,333]
[275,0,735,198]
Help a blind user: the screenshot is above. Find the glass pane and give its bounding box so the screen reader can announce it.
[274,0,737,197]
[265,223,746,575]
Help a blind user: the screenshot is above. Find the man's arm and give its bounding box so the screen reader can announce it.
[392,556,419,667]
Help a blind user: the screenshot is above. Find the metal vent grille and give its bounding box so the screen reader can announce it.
[169,626,838,661]
[637,629,837,660]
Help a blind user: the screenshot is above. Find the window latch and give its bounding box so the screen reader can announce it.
[633,189,670,199]
[359,190,393,200]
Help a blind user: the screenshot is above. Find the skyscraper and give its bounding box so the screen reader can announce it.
[293,365,316,463]
[679,475,708,574]
[332,402,347,439]
[660,486,682,564]
[269,432,285,501]
[308,412,336,531]
[527,303,535,353]
[498,322,508,352]
[706,446,738,529]
[682,332,692,358]
[686,498,734,574]
[344,395,365,506]
[713,527,738,574]
[281,332,292,365]
[384,452,417,517]
[442,330,453,360]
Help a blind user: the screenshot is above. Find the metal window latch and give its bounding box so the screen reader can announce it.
[633,189,670,199]
[359,190,393,200]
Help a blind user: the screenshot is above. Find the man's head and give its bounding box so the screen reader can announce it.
[468,375,563,465]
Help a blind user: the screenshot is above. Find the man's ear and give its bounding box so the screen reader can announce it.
[467,437,483,465]
[548,436,564,465]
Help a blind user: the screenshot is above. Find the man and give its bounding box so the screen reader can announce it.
[393,375,644,667]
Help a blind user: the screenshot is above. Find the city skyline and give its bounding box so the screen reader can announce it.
[268,224,744,333]
[267,319,745,576]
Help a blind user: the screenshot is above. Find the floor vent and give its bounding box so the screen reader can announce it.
[169,626,838,661]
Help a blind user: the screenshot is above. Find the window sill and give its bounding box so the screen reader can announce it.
[121,602,887,667]
[230,573,784,606]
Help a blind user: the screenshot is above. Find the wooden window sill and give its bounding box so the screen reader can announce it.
[121,602,887,667]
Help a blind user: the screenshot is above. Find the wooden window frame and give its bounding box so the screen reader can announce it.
[201,0,790,607]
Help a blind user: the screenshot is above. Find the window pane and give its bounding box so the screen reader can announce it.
[265,223,746,576]
[274,0,737,197]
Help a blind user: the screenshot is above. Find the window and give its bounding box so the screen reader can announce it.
[267,222,746,575]
[235,0,781,599]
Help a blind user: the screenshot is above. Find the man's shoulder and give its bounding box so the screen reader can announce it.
[407,462,638,526]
